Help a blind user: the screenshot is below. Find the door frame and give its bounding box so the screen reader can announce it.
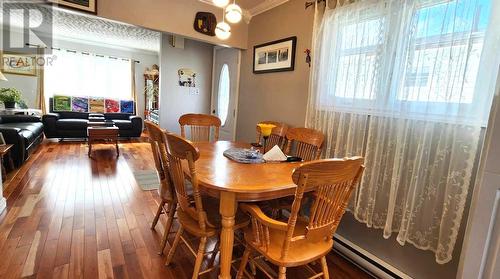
[210,46,241,141]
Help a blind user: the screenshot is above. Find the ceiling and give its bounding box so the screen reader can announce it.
[3,3,160,53]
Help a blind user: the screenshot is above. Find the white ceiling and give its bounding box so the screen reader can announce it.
[3,3,161,53]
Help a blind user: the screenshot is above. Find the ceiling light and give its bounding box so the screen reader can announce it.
[225,3,242,24]
[215,21,231,40]
[213,0,229,7]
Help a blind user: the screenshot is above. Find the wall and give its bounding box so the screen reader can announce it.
[236,0,470,278]
[98,0,248,49]
[158,34,213,132]
[236,0,314,142]
[0,30,159,118]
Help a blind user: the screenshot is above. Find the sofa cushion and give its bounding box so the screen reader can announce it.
[56,119,89,130]
[0,122,43,146]
[113,119,132,130]
[104,113,133,120]
[0,115,41,123]
[57,111,89,120]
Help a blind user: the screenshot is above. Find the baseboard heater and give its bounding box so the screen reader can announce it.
[333,234,413,279]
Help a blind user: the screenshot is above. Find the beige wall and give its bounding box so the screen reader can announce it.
[236,0,314,142]
[98,0,248,49]
[158,34,213,132]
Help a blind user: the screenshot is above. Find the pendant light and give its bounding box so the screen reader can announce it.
[215,8,231,40]
[225,1,242,24]
[213,0,229,7]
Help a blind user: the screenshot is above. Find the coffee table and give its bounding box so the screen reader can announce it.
[0,144,14,182]
[87,126,120,158]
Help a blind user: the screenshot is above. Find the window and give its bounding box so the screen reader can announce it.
[45,49,132,101]
[317,0,492,122]
[217,64,230,125]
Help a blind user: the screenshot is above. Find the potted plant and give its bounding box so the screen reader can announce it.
[0,87,22,109]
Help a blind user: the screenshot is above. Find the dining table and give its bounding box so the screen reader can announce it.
[182,141,301,279]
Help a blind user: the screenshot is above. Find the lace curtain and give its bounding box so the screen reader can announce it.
[306,0,498,263]
[44,49,132,105]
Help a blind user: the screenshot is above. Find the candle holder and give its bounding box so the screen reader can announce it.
[257,123,276,153]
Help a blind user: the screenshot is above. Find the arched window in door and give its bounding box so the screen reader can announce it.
[217,64,230,125]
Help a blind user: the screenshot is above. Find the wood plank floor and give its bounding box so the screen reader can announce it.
[0,138,372,279]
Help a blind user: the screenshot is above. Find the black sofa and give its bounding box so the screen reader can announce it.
[42,99,143,139]
[0,115,44,167]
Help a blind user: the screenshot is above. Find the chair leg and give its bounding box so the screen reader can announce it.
[165,226,183,266]
[151,200,166,229]
[158,202,177,255]
[207,239,220,268]
[192,237,208,279]
[278,266,286,279]
[236,246,251,279]
[320,256,329,279]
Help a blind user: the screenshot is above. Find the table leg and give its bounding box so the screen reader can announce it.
[7,152,14,171]
[219,191,236,279]
[1,156,5,182]
[88,139,92,157]
[115,139,119,157]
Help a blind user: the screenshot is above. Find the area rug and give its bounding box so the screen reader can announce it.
[133,169,160,191]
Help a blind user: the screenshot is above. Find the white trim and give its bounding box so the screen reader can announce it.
[334,234,413,279]
[210,47,217,115]
[232,49,241,141]
[248,0,289,17]
[478,189,500,277]
[0,197,6,214]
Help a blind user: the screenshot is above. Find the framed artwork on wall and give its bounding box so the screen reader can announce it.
[48,0,97,14]
[253,36,297,74]
[1,52,37,76]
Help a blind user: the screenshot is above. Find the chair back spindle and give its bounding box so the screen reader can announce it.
[284,127,324,161]
[179,113,221,142]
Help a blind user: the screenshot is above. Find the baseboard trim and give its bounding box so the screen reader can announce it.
[333,234,413,279]
[0,197,6,214]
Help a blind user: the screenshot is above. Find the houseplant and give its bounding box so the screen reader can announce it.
[0,87,22,109]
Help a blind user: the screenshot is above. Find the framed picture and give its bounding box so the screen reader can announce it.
[48,0,97,14]
[253,36,297,74]
[1,52,37,76]
[0,133,5,146]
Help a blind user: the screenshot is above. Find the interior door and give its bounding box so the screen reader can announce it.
[212,47,240,141]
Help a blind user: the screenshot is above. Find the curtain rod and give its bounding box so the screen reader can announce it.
[24,43,141,63]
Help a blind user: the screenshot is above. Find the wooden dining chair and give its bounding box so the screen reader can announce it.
[284,127,324,161]
[144,121,177,255]
[179,113,221,142]
[237,157,365,279]
[256,121,289,150]
[164,132,249,278]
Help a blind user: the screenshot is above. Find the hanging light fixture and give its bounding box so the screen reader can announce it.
[213,0,229,7]
[215,21,231,40]
[225,1,242,24]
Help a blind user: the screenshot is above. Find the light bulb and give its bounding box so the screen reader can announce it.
[225,4,242,24]
[213,0,229,7]
[215,21,231,40]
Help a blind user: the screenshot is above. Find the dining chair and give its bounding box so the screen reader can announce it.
[179,113,221,142]
[237,157,365,279]
[144,120,177,255]
[256,121,289,150]
[284,127,324,161]
[164,132,249,278]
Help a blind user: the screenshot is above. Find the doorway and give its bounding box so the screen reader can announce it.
[211,47,241,141]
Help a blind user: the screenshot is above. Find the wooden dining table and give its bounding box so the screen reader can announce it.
[182,141,301,278]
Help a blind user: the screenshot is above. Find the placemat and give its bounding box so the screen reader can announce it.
[223,148,265,164]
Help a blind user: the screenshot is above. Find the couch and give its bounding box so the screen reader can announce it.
[0,115,44,167]
[42,99,143,139]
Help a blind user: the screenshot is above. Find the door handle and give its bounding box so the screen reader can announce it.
[212,109,216,114]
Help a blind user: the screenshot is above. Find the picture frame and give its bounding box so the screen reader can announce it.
[48,0,97,14]
[1,52,37,76]
[253,36,297,74]
[0,133,5,146]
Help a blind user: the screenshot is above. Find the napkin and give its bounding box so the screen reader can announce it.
[263,145,287,162]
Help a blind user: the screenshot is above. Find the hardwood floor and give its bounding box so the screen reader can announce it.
[0,138,372,279]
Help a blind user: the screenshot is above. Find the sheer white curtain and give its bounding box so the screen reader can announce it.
[307,0,497,263]
[44,49,132,104]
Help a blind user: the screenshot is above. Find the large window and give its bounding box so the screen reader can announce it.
[320,0,492,123]
[45,49,132,101]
